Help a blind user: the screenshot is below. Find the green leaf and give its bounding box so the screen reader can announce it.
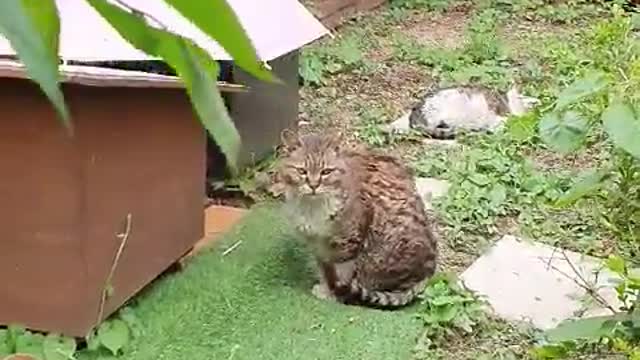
[606,255,626,275]
[488,183,507,207]
[554,169,608,208]
[87,0,241,171]
[0,329,11,357]
[7,324,26,350]
[602,102,640,159]
[468,173,491,186]
[15,332,45,359]
[85,332,101,352]
[162,0,274,82]
[0,0,69,129]
[299,54,325,86]
[530,344,570,359]
[539,110,588,153]
[43,334,76,360]
[22,0,59,58]
[96,319,131,356]
[554,71,608,110]
[544,314,626,343]
[506,113,538,142]
[631,13,640,31]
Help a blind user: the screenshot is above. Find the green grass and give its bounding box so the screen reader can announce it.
[82,205,421,360]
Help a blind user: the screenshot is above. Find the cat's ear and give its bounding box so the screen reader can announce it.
[280,129,301,152]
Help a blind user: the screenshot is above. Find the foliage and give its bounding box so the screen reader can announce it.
[532,256,640,359]
[0,0,274,171]
[389,0,455,12]
[413,134,576,251]
[0,309,138,359]
[414,273,486,356]
[524,10,640,257]
[392,8,513,91]
[299,34,372,87]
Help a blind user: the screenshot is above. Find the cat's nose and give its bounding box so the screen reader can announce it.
[307,179,320,192]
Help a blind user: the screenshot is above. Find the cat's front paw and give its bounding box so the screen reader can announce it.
[311,283,336,301]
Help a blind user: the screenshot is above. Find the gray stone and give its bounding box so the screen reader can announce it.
[415,177,450,210]
[461,235,622,330]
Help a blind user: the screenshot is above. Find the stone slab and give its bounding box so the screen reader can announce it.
[415,177,450,210]
[461,235,622,330]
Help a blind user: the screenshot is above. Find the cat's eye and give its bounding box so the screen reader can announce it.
[296,168,307,175]
[320,168,334,176]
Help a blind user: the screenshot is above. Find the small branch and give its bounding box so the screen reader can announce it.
[96,213,132,325]
[112,0,168,30]
[539,251,617,314]
[222,240,242,257]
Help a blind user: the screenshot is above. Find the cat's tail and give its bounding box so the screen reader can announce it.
[344,279,427,308]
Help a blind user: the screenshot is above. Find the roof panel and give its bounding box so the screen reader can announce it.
[0,0,328,61]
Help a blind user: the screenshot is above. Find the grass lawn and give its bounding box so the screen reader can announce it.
[80,205,422,360]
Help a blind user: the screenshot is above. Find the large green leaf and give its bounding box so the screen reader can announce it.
[554,169,609,208]
[87,0,242,171]
[43,334,76,360]
[554,71,609,110]
[22,0,59,57]
[0,0,69,129]
[602,102,640,159]
[544,314,627,343]
[14,332,45,359]
[506,112,538,142]
[96,319,131,356]
[539,110,588,153]
[163,0,274,82]
[0,329,11,357]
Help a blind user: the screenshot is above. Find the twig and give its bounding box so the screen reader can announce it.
[222,240,242,256]
[112,0,168,30]
[96,213,132,325]
[539,251,617,314]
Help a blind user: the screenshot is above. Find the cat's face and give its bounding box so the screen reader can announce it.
[279,132,348,198]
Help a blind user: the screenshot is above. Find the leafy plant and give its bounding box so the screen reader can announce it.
[415,273,486,354]
[299,34,371,87]
[532,255,640,359]
[0,0,275,171]
[0,310,138,359]
[532,11,640,257]
[390,0,454,12]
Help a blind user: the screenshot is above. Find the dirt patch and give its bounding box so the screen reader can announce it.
[403,8,470,48]
[524,143,608,174]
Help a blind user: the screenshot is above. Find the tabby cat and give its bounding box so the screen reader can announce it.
[277,131,438,307]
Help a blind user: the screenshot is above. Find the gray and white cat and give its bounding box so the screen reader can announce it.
[409,85,539,139]
[276,131,438,307]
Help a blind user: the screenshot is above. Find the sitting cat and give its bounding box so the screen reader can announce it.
[276,131,438,307]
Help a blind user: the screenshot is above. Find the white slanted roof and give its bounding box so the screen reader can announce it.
[0,0,329,62]
[0,59,247,91]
